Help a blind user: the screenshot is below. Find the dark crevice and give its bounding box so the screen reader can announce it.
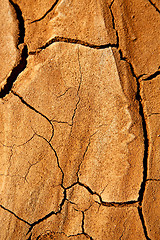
[9,0,25,45]
[135,81,148,204]
[27,189,66,234]
[119,49,139,79]
[109,0,119,48]
[100,200,138,207]
[143,69,160,81]
[148,0,160,13]
[0,0,27,98]
[26,233,32,240]
[81,212,94,240]
[109,5,150,235]
[0,45,28,98]
[65,182,78,190]
[119,48,149,201]
[118,49,149,239]
[146,178,160,182]
[78,182,138,207]
[81,212,85,234]
[0,204,31,226]
[31,0,60,23]
[11,91,54,142]
[29,36,118,55]
[78,182,95,196]
[138,207,151,240]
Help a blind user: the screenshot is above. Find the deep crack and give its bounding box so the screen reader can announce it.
[0,45,28,98]
[143,68,160,81]
[118,48,150,238]
[138,206,151,240]
[0,0,27,98]
[9,0,25,44]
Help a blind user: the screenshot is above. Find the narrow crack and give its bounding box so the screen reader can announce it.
[29,36,118,55]
[31,0,60,23]
[76,130,99,180]
[24,160,42,183]
[148,0,160,13]
[0,0,27,98]
[27,188,66,234]
[81,211,85,234]
[146,178,160,182]
[30,130,64,185]
[78,182,138,207]
[0,204,31,226]
[76,139,91,180]
[81,211,94,240]
[119,218,128,240]
[100,201,138,208]
[11,90,54,142]
[109,0,119,48]
[70,47,82,130]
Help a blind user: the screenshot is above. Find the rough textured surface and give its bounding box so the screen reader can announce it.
[85,203,146,240]
[0,0,160,239]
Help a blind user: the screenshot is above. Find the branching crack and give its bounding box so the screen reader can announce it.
[78,182,138,207]
[30,0,60,23]
[30,131,64,185]
[11,90,54,142]
[29,36,118,55]
[118,49,149,203]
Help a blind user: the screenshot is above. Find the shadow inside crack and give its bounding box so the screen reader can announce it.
[0,45,28,98]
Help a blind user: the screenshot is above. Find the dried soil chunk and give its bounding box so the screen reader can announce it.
[143,181,160,240]
[141,77,160,179]
[112,0,160,77]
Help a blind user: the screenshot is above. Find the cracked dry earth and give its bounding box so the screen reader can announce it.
[0,0,160,239]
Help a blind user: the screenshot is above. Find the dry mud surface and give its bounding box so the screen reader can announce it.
[0,0,160,239]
